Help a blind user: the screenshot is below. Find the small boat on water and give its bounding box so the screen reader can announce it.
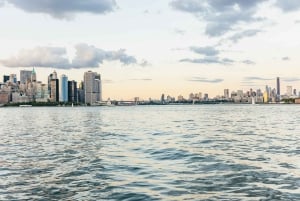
[19,105,32,107]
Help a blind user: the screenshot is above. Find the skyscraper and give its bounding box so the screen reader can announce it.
[59,74,68,102]
[3,75,9,83]
[224,89,229,99]
[48,71,57,97]
[68,80,77,103]
[286,86,293,97]
[50,79,59,102]
[84,71,102,105]
[31,68,37,82]
[276,77,280,96]
[20,70,32,84]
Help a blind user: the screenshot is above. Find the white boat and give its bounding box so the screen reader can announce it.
[19,105,32,107]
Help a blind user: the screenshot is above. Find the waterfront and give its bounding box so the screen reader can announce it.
[0,105,300,200]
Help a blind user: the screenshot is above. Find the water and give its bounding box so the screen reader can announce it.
[0,105,300,200]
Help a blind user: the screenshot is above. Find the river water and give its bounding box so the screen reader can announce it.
[0,105,300,200]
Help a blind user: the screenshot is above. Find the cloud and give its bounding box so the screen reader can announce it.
[170,0,267,37]
[4,0,117,19]
[295,20,300,24]
[241,60,256,65]
[188,77,223,83]
[275,0,300,12]
[139,59,151,67]
[244,76,273,81]
[190,46,219,56]
[0,44,146,69]
[174,28,186,35]
[180,56,234,65]
[130,78,152,81]
[228,29,261,43]
[102,79,114,84]
[282,56,290,61]
[0,47,71,68]
[282,77,300,82]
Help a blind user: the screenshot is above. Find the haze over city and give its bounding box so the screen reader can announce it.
[1,0,300,100]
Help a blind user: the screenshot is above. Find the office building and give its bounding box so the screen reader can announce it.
[59,74,68,102]
[48,71,57,94]
[224,89,229,99]
[20,70,32,84]
[3,75,9,83]
[84,71,102,105]
[276,77,280,96]
[68,80,77,103]
[50,79,59,102]
[31,68,36,82]
[287,86,293,97]
[9,74,17,83]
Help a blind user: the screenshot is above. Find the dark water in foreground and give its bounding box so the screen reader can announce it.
[0,105,300,200]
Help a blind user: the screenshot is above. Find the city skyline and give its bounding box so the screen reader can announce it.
[1,1,300,99]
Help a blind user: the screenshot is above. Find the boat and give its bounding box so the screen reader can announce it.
[19,105,32,107]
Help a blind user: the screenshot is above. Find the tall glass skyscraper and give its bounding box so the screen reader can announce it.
[59,74,68,102]
[276,77,280,96]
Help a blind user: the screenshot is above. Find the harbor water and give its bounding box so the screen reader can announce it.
[0,105,300,200]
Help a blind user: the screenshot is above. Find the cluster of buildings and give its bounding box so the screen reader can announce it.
[162,77,299,104]
[0,69,102,105]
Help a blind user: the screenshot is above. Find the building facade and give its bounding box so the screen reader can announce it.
[84,71,102,105]
[59,74,68,102]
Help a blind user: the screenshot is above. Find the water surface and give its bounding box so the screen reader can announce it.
[0,105,300,200]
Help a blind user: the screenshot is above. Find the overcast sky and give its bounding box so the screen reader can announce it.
[0,0,300,100]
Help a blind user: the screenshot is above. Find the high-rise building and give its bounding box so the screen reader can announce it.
[224,89,229,99]
[48,71,57,95]
[9,74,17,83]
[293,89,297,96]
[68,80,77,103]
[31,68,37,82]
[20,70,32,84]
[50,79,59,102]
[276,77,280,96]
[59,74,68,102]
[286,86,293,97]
[3,75,9,83]
[84,71,102,105]
[77,81,85,103]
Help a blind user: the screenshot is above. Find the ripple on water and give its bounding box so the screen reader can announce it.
[0,105,300,200]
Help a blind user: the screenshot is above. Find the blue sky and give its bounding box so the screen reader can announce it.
[0,0,300,100]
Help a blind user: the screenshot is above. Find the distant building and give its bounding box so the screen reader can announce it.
[224,89,229,99]
[50,79,59,102]
[286,86,293,97]
[293,89,297,96]
[68,80,77,103]
[161,93,165,103]
[20,70,32,84]
[204,93,209,100]
[3,75,9,83]
[31,68,37,82]
[77,81,85,104]
[177,95,184,102]
[48,71,57,95]
[9,74,17,83]
[36,82,49,102]
[276,77,280,96]
[59,74,68,102]
[0,91,10,104]
[263,91,269,103]
[84,71,102,105]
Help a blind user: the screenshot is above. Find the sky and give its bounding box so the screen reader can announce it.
[0,0,300,100]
